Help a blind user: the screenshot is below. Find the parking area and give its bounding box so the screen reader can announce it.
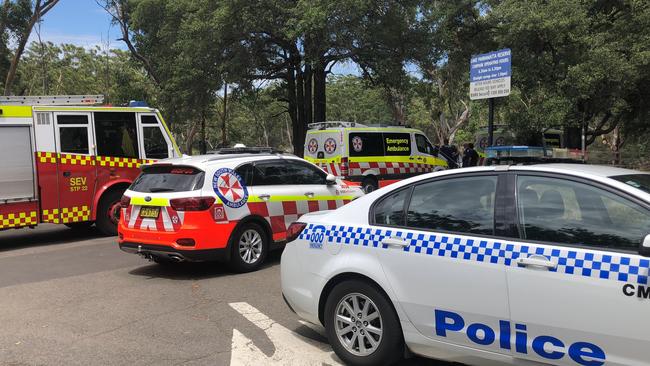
[0,226,446,366]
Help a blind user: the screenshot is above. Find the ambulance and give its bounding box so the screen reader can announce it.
[303,122,447,193]
[118,148,364,272]
[0,95,180,236]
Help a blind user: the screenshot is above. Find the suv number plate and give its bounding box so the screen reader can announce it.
[139,206,160,218]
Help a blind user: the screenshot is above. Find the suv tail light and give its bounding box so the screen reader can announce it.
[120,195,131,208]
[340,157,349,177]
[286,222,307,243]
[170,197,215,211]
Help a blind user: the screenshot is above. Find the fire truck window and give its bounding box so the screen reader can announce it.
[59,127,89,154]
[143,126,169,159]
[94,112,139,158]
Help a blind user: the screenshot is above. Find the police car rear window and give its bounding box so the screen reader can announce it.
[130,166,205,193]
[611,174,650,194]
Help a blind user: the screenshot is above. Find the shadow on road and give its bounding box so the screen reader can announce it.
[127,248,283,281]
[0,225,104,252]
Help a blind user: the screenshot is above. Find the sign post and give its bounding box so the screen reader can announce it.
[470,49,512,147]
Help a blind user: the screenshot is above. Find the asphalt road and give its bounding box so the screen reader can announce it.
[0,225,451,366]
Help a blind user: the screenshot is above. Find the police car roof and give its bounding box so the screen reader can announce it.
[148,152,299,169]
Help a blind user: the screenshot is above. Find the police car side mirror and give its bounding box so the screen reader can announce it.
[326,174,336,185]
[640,234,650,257]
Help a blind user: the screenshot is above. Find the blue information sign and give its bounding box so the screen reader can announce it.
[470,49,512,100]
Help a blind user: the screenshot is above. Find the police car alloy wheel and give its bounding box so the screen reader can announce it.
[324,280,404,366]
[229,222,268,273]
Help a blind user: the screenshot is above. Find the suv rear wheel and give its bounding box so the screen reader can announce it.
[228,222,268,273]
[324,280,404,366]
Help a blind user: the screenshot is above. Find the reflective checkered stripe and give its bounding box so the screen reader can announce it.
[60,205,91,223]
[36,152,58,164]
[123,205,185,232]
[348,161,434,176]
[97,156,155,168]
[36,152,154,167]
[42,208,60,224]
[0,211,38,229]
[300,224,650,285]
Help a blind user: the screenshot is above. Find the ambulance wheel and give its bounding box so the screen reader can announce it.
[228,222,268,273]
[96,189,124,236]
[325,280,404,366]
[361,177,378,193]
[64,221,94,230]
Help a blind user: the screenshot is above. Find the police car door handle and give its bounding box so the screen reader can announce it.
[259,194,271,201]
[382,238,409,248]
[516,255,557,270]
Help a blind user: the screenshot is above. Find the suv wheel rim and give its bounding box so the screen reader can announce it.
[239,229,262,264]
[335,293,383,356]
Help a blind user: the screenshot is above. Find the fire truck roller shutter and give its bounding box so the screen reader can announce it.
[0,125,36,201]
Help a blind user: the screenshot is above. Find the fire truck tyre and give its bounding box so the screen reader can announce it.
[96,189,124,236]
[64,221,94,230]
[362,177,378,193]
[324,280,404,366]
[228,222,268,273]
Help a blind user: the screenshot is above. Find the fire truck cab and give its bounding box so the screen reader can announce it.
[0,95,180,235]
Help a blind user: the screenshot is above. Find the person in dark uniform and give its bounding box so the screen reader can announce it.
[439,138,458,169]
[462,142,480,167]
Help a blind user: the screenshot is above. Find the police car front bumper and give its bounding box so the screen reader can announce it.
[119,242,230,262]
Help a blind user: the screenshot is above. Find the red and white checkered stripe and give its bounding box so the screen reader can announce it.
[316,162,343,176]
[217,199,350,235]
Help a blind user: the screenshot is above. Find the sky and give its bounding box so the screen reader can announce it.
[32,0,119,49]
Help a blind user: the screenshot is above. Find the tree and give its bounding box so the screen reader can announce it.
[2,0,59,95]
[488,0,650,146]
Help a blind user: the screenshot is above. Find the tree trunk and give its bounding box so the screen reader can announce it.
[3,0,60,95]
[286,65,298,152]
[294,59,306,157]
[200,110,207,154]
[185,121,199,154]
[313,62,327,122]
[221,83,228,147]
[304,63,312,125]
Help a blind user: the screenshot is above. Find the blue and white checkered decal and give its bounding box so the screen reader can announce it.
[299,224,650,285]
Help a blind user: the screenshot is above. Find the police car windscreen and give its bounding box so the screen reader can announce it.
[610,174,650,194]
[130,166,205,193]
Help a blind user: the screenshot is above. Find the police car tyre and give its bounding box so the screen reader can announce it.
[64,221,94,229]
[324,280,404,366]
[361,177,378,194]
[96,189,124,236]
[228,222,268,273]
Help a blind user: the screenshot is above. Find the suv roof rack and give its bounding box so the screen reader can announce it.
[0,95,105,105]
[308,121,368,130]
[210,147,286,155]
[365,123,409,128]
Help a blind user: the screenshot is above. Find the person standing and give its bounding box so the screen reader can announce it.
[463,143,479,167]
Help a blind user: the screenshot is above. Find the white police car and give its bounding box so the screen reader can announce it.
[281,164,650,365]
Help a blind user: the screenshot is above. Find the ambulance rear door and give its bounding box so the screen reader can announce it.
[304,129,344,176]
[53,112,97,224]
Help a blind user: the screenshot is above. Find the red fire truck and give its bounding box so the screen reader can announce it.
[0,95,180,235]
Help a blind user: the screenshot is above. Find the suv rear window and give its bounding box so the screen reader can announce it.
[130,166,205,193]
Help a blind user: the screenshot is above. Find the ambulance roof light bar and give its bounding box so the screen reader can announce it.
[0,95,105,105]
[308,121,368,130]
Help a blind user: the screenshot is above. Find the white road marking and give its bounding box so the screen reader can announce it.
[229,302,342,366]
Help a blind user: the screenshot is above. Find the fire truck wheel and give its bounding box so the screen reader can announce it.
[228,222,269,273]
[96,189,124,236]
[362,176,378,193]
[64,221,94,230]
